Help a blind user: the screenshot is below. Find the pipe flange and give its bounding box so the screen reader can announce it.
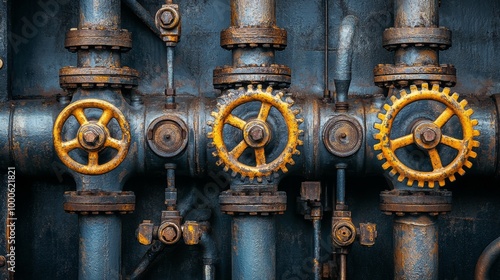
[323,114,363,157]
[332,220,357,248]
[220,26,287,50]
[380,190,452,215]
[213,64,291,89]
[59,66,139,89]
[63,190,135,214]
[219,190,287,215]
[147,115,188,157]
[65,28,132,52]
[373,64,456,88]
[383,27,452,51]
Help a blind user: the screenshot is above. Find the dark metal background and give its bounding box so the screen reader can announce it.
[2,0,500,279]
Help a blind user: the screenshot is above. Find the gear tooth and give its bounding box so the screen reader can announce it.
[377,153,384,160]
[297,118,304,124]
[397,174,405,182]
[449,174,456,182]
[421,83,429,91]
[231,170,237,177]
[212,151,218,157]
[288,158,295,165]
[383,104,391,111]
[471,119,478,126]
[390,96,397,104]
[240,174,246,181]
[216,160,223,166]
[374,133,381,140]
[374,123,382,130]
[247,84,254,91]
[257,177,263,183]
[297,140,304,146]
[276,91,284,98]
[443,87,451,96]
[464,160,473,168]
[206,120,214,126]
[293,150,301,155]
[266,86,273,93]
[458,168,466,175]
[410,85,418,93]
[417,180,425,187]
[216,97,226,104]
[374,143,382,151]
[298,130,304,135]
[292,109,301,115]
[216,103,223,110]
[257,84,263,90]
[223,165,229,172]
[382,162,390,170]
[248,176,254,183]
[207,142,215,148]
[378,113,386,121]
[286,97,295,105]
[407,179,414,186]
[459,99,468,108]
[431,84,440,92]
[207,132,214,138]
[469,151,477,158]
[280,165,289,173]
[465,109,474,117]
[473,140,480,147]
[211,112,218,118]
[438,180,446,187]
[389,169,397,176]
[473,129,480,136]
[428,181,435,188]
[451,92,459,100]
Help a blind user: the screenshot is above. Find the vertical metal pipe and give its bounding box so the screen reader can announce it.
[323,0,329,100]
[313,219,321,280]
[230,0,276,67]
[336,164,347,205]
[393,214,438,280]
[79,215,121,279]
[166,47,174,90]
[232,216,276,280]
[393,0,439,66]
[339,253,347,280]
[334,16,357,104]
[203,264,215,280]
[78,0,121,68]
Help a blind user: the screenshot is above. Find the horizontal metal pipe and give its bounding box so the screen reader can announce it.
[334,15,358,103]
[475,236,500,280]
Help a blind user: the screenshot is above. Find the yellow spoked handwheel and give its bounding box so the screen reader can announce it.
[207,84,303,182]
[53,99,131,175]
[373,83,480,188]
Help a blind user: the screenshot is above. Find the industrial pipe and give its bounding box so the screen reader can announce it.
[200,231,218,280]
[313,219,321,280]
[232,216,276,279]
[122,0,161,38]
[334,15,358,105]
[475,235,500,280]
[393,214,438,280]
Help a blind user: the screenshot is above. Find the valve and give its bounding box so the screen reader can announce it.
[207,84,303,181]
[53,99,131,175]
[373,83,480,188]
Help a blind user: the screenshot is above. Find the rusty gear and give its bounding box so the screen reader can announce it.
[53,99,131,175]
[207,84,303,181]
[373,83,480,188]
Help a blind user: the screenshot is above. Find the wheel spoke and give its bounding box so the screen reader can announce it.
[98,109,114,126]
[441,135,463,150]
[106,137,122,150]
[428,148,443,170]
[255,147,266,165]
[72,108,88,125]
[225,114,247,130]
[88,151,99,166]
[62,138,80,152]
[434,107,454,128]
[229,140,248,159]
[390,134,414,150]
[257,102,272,121]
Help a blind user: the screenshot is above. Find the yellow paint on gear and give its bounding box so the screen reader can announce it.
[207,84,303,182]
[373,83,480,188]
[53,99,131,175]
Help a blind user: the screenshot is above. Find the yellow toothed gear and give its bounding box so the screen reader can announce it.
[373,83,480,188]
[207,84,302,181]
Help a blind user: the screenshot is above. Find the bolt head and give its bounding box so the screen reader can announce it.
[161,11,174,26]
[83,130,99,144]
[422,128,437,143]
[249,126,265,141]
[162,226,177,242]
